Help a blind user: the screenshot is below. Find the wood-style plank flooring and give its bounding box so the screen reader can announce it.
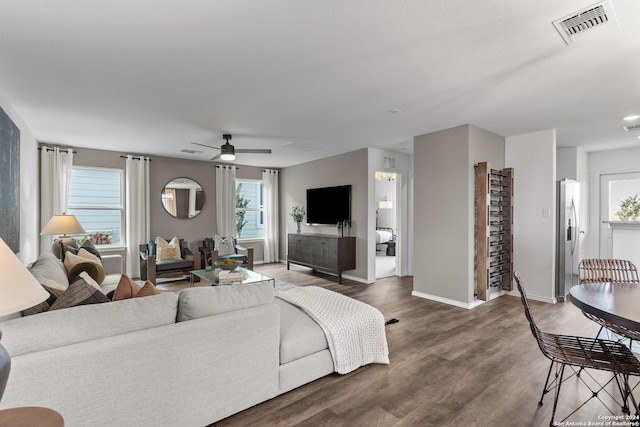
[168,263,639,427]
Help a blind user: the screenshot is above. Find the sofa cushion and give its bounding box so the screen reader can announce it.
[28,253,69,288]
[177,282,274,322]
[0,292,179,357]
[275,298,328,364]
[49,276,110,311]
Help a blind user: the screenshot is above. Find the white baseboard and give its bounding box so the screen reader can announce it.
[411,290,484,310]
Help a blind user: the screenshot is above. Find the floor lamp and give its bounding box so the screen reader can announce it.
[0,238,49,400]
[40,213,85,257]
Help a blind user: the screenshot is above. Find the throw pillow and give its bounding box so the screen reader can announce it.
[21,283,66,316]
[112,274,142,301]
[77,248,101,265]
[64,251,106,284]
[135,281,162,298]
[78,271,104,293]
[49,276,110,311]
[214,235,235,257]
[80,240,102,261]
[156,236,181,261]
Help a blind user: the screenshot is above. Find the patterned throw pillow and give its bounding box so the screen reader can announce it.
[156,237,181,261]
[21,283,66,316]
[214,235,235,256]
[48,276,110,311]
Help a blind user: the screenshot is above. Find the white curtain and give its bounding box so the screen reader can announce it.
[125,155,150,277]
[262,169,279,263]
[216,165,237,237]
[40,146,74,253]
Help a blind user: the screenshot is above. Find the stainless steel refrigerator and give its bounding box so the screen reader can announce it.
[555,179,580,302]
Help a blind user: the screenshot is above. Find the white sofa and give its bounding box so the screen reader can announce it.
[0,254,334,426]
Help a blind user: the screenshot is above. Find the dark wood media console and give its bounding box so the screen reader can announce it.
[287,233,356,283]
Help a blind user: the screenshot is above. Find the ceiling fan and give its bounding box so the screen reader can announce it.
[192,134,272,161]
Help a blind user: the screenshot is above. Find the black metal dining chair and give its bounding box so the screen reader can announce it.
[515,272,640,425]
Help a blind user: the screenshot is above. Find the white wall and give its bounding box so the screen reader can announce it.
[0,90,40,263]
[506,130,556,302]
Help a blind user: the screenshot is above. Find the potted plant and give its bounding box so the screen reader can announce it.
[290,205,306,233]
[616,194,640,221]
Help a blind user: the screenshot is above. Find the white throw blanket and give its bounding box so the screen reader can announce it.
[276,285,389,374]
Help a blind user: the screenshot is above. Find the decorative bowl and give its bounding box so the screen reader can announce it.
[214,260,242,271]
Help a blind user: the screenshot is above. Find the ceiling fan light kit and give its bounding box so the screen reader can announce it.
[220,134,235,161]
[191,133,272,161]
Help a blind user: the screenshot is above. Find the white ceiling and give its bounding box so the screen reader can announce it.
[1,0,639,168]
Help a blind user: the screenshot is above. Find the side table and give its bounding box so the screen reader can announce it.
[0,406,63,426]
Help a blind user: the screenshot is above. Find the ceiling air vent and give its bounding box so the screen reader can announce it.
[181,149,203,154]
[553,1,618,45]
[622,124,640,132]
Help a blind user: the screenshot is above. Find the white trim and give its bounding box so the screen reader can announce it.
[506,290,557,304]
[411,290,485,310]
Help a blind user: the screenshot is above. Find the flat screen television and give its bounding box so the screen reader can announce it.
[306,185,351,225]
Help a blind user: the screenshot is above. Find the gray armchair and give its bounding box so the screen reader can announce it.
[198,237,254,271]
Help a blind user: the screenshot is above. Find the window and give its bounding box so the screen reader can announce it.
[235,179,263,239]
[608,176,640,221]
[67,167,124,246]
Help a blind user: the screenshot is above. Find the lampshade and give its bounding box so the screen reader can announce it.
[378,200,393,209]
[40,214,85,236]
[0,238,48,317]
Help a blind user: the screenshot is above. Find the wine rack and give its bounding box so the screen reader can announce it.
[475,162,514,301]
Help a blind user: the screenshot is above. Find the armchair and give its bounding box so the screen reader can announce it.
[139,238,201,284]
[198,236,254,271]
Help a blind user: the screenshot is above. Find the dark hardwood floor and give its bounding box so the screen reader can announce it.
[188,263,638,427]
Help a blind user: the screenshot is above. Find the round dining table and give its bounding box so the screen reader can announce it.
[569,282,640,334]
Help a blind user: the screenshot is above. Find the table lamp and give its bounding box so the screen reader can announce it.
[40,213,85,257]
[0,237,49,401]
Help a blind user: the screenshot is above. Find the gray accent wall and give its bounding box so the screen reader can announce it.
[413,124,504,305]
[72,148,267,263]
[280,149,368,281]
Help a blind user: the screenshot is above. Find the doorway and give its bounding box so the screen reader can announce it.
[375,171,398,279]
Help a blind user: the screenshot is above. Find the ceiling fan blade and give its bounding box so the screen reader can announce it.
[234,149,272,154]
[210,153,221,160]
[192,142,220,150]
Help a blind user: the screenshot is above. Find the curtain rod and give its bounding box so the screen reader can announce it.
[38,147,76,153]
[120,155,151,161]
[215,165,238,169]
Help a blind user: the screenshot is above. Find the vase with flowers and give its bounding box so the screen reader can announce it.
[290,205,306,233]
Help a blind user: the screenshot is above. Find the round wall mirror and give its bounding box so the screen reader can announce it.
[161,177,205,219]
